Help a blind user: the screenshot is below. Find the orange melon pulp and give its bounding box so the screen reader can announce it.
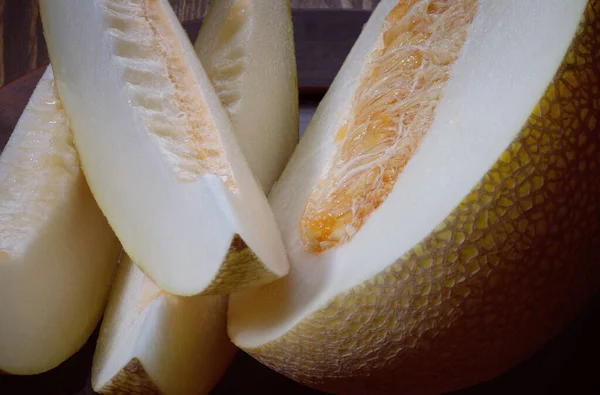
[300,0,478,253]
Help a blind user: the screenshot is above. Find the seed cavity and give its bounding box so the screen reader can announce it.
[300,0,479,253]
[102,0,237,188]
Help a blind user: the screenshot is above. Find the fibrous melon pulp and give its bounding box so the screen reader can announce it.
[39,0,289,296]
[91,1,297,393]
[0,68,121,375]
[229,0,600,394]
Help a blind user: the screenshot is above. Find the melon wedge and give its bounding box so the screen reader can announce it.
[39,0,289,296]
[0,67,121,375]
[195,0,298,193]
[91,255,235,395]
[229,1,600,394]
[91,1,296,393]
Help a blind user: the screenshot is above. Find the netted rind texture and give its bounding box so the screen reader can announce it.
[247,3,600,394]
[200,235,280,295]
[97,358,162,395]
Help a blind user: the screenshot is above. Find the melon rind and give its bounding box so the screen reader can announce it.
[98,358,161,395]
[233,1,600,394]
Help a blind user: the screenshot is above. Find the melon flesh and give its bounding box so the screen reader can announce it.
[0,67,121,375]
[195,0,298,193]
[92,256,235,395]
[229,0,600,393]
[91,1,297,393]
[39,0,289,296]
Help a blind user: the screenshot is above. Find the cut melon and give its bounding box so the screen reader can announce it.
[91,1,297,393]
[39,0,289,296]
[91,255,236,395]
[0,67,121,375]
[195,0,298,193]
[229,0,600,394]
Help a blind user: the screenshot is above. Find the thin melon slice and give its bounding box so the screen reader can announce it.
[195,0,298,193]
[0,67,121,375]
[91,1,296,393]
[229,0,600,394]
[39,0,289,296]
[91,255,235,395]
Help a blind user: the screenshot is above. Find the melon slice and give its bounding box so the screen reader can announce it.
[0,67,121,375]
[39,0,289,296]
[229,1,600,394]
[91,2,296,393]
[195,0,298,193]
[91,255,235,395]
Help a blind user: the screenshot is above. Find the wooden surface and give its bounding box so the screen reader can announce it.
[0,0,380,88]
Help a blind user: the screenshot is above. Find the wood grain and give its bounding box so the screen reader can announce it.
[0,0,4,85]
[0,0,380,87]
[0,65,44,150]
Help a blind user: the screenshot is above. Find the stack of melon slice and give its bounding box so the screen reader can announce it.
[2,0,297,391]
[89,0,298,393]
[1,0,598,394]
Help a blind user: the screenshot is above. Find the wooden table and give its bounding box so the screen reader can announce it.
[0,0,379,88]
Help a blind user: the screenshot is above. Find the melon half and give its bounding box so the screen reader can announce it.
[39,0,289,296]
[91,1,296,393]
[229,0,600,394]
[0,68,121,375]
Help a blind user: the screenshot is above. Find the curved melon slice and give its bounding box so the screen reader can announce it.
[39,0,289,296]
[195,0,298,193]
[229,0,600,394]
[91,2,297,393]
[91,255,235,395]
[0,67,121,375]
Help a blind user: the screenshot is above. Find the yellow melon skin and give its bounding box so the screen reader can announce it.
[242,3,600,394]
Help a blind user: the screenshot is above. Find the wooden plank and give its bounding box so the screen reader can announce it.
[1,0,41,86]
[0,65,45,151]
[291,0,377,9]
[0,0,4,86]
[293,9,371,91]
[168,0,210,21]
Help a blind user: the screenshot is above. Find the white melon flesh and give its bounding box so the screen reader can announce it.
[39,0,289,296]
[0,67,121,375]
[195,0,298,193]
[229,0,600,393]
[91,2,297,393]
[92,255,236,395]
